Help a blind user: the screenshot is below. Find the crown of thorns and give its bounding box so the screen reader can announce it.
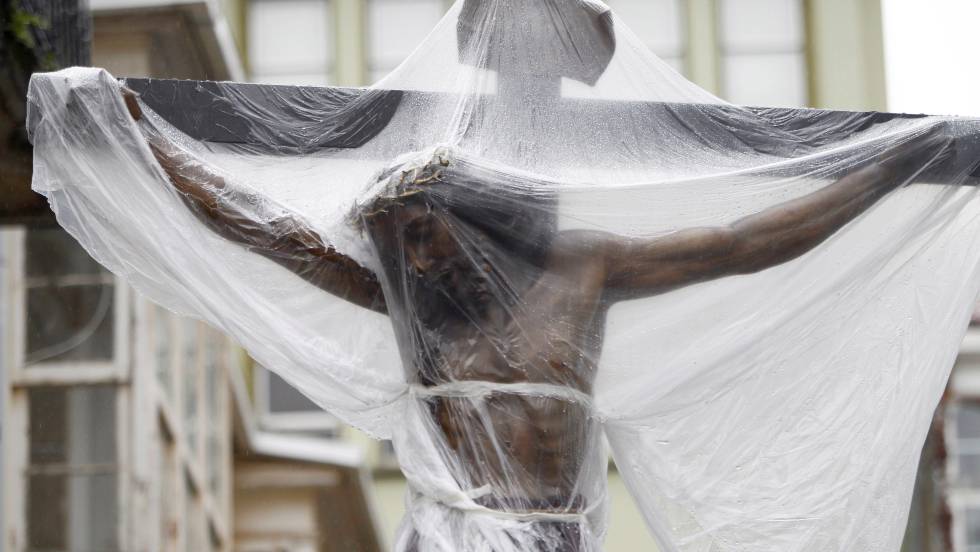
[354,149,454,223]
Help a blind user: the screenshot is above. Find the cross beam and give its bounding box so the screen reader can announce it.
[124,77,980,179]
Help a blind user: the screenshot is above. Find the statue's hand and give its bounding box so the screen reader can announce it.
[120,86,143,121]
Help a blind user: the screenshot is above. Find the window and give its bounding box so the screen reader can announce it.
[26,386,118,552]
[367,0,445,84]
[6,225,234,551]
[605,0,686,72]
[248,0,333,85]
[24,228,114,365]
[255,364,338,434]
[718,0,807,107]
[161,326,231,551]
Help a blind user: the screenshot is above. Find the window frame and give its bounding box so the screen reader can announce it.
[1,226,133,550]
[9,227,130,386]
[154,315,233,552]
[7,383,129,552]
[22,384,125,552]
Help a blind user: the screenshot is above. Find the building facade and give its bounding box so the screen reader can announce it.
[0,226,383,551]
[240,0,886,110]
[0,0,383,549]
[0,225,235,551]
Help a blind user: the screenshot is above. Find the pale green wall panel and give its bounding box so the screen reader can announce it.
[334,0,368,86]
[685,0,721,95]
[805,0,886,110]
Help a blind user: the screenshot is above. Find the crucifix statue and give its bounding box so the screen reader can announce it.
[27,0,980,550]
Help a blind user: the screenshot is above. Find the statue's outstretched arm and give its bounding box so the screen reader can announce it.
[599,129,954,302]
[121,88,387,314]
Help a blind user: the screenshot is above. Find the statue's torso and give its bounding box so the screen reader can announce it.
[398,239,610,511]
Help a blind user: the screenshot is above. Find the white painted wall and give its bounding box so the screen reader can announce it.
[882,0,980,116]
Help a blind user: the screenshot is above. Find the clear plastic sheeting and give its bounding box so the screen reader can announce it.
[24,1,980,550]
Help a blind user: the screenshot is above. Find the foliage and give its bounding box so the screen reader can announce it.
[3,0,57,70]
[8,7,48,49]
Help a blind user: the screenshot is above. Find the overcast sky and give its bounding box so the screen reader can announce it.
[882,0,980,116]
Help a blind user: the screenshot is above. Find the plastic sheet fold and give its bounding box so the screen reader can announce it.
[26,1,980,550]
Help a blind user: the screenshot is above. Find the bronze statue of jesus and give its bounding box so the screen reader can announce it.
[117,1,953,549]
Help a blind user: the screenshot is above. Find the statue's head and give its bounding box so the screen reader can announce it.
[353,154,557,325]
[456,0,616,87]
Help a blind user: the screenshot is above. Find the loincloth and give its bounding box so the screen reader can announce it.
[402,494,590,552]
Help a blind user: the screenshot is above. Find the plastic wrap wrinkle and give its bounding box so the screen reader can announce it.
[24,1,980,551]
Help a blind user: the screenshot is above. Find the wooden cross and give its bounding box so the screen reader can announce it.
[126,77,980,180]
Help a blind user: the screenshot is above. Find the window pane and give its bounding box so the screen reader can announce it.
[607,0,685,58]
[156,306,174,398]
[205,337,225,495]
[159,431,178,552]
[267,368,321,413]
[968,507,980,546]
[722,53,807,107]
[718,0,807,108]
[26,284,114,363]
[27,473,118,552]
[248,0,332,82]
[183,320,200,455]
[959,454,980,487]
[26,228,105,277]
[959,404,980,439]
[718,0,804,51]
[26,472,66,550]
[27,386,118,552]
[957,405,980,487]
[29,386,116,466]
[368,0,444,82]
